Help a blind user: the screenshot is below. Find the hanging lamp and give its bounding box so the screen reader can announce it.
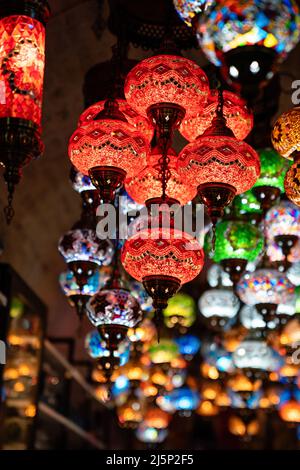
[0,0,50,223]
[177,88,260,241]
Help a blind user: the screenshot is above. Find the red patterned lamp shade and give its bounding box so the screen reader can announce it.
[121,228,204,285]
[125,146,197,206]
[68,99,149,202]
[0,1,50,223]
[177,123,260,224]
[78,98,154,143]
[124,55,209,119]
[179,90,253,141]
[121,225,204,331]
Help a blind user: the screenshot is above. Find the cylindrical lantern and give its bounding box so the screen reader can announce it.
[0,0,50,223]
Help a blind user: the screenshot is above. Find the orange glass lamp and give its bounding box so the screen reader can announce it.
[227,372,262,394]
[200,363,219,381]
[121,359,149,385]
[196,400,219,417]
[215,390,232,408]
[0,0,50,223]
[117,397,144,429]
[143,406,171,429]
[272,107,300,206]
[228,414,260,439]
[279,399,300,424]
[150,366,173,392]
[127,319,156,344]
[280,318,300,347]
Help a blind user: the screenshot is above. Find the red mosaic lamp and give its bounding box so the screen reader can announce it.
[125,145,197,206]
[124,53,209,150]
[179,89,253,142]
[68,98,149,203]
[121,204,204,335]
[177,88,260,239]
[0,0,50,223]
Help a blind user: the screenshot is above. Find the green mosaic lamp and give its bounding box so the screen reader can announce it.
[232,190,262,217]
[163,292,197,330]
[205,220,264,283]
[252,148,290,212]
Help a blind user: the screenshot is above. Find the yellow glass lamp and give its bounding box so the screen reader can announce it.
[149,339,179,365]
[163,293,196,329]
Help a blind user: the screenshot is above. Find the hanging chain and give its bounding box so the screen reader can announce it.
[216,84,224,119]
[4,188,15,225]
[155,136,171,201]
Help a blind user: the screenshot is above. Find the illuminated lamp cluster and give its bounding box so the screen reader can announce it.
[86,288,142,360]
[237,269,295,324]
[68,99,148,203]
[125,146,197,206]
[121,224,204,331]
[0,1,50,223]
[177,112,260,231]
[195,0,300,99]
[179,90,253,142]
[205,220,264,283]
